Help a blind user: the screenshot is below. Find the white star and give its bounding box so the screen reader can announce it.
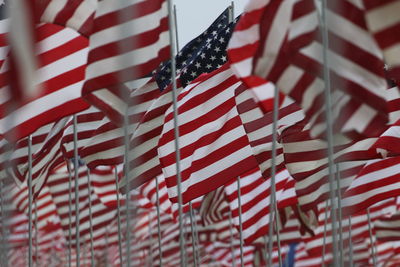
[191,71,197,77]
[225,28,230,34]
[166,68,171,73]
[219,37,225,43]
[217,23,222,28]
[214,47,221,53]
[206,43,212,49]
[195,62,201,68]
[206,64,212,69]
[182,61,187,66]
[217,64,222,68]
[206,38,212,43]
[221,56,227,62]
[160,76,166,80]
[212,30,217,36]
[200,53,206,59]
[210,55,216,61]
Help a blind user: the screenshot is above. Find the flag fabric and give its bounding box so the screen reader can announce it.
[153,8,235,90]
[158,64,258,203]
[37,0,97,37]
[234,83,304,178]
[82,0,170,122]
[118,11,240,191]
[375,210,400,242]
[228,0,389,140]
[0,23,89,141]
[363,0,400,84]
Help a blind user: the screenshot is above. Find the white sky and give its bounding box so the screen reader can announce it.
[172,0,247,48]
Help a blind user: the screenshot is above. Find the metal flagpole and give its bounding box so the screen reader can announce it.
[367,208,377,266]
[27,135,33,267]
[320,0,339,265]
[67,160,73,267]
[336,164,344,266]
[228,211,236,267]
[166,1,186,265]
[237,177,244,267]
[123,113,131,267]
[147,213,154,267]
[114,167,123,266]
[348,216,354,267]
[72,115,80,267]
[268,82,283,267]
[189,202,198,267]
[322,200,329,267]
[192,210,201,265]
[34,200,38,266]
[155,177,163,266]
[86,169,95,267]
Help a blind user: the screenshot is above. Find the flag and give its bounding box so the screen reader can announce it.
[0,23,89,141]
[118,11,240,191]
[158,64,258,203]
[228,0,389,140]
[82,0,170,122]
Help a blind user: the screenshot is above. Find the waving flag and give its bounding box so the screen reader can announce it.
[82,0,170,121]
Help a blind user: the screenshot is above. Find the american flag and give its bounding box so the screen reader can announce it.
[153,8,238,90]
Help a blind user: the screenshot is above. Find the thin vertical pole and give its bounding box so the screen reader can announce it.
[147,213,154,267]
[123,114,131,267]
[86,169,95,267]
[336,164,344,266]
[268,83,283,267]
[228,212,236,267]
[27,135,33,267]
[67,161,73,267]
[34,200,38,266]
[114,167,124,266]
[189,202,197,267]
[166,0,186,265]
[320,0,339,265]
[73,115,80,267]
[348,216,354,267]
[237,177,244,267]
[367,208,377,266]
[155,177,163,267]
[322,200,329,267]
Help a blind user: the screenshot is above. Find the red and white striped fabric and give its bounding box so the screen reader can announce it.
[280,122,381,212]
[375,211,400,242]
[228,0,388,140]
[47,163,117,250]
[82,0,170,121]
[224,167,292,244]
[138,174,203,221]
[0,23,89,141]
[363,0,400,84]
[10,184,59,231]
[37,0,96,37]
[342,156,400,216]
[200,186,230,226]
[158,64,258,203]
[60,106,104,160]
[234,83,304,178]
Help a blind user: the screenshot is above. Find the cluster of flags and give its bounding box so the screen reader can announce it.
[0,0,400,266]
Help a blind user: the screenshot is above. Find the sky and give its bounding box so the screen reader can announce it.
[172,0,247,48]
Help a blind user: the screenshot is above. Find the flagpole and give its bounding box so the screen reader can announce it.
[166,0,186,265]
[237,177,244,267]
[86,168,94,267]
[348,216,354,267]
[336,164,344,266]
[228,211,236,267]
[147,213,154,267]
[189,202,198,267]
[155,177,163,266]
[34,199,38,266]
[67,160,73,267]
[27,135,33,267]
[322,200,329,267]
[320,0,339,265]
[367,208,377,266]
[72,115,80,267]
[113,167,123,266]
